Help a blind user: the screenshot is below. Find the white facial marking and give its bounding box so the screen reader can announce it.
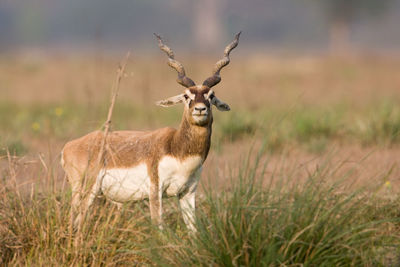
[192,103,209,124]
[184,89,195,100]
[205,89,214,100]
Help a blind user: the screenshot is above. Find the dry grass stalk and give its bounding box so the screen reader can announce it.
[97,52,131,166]
[73,52,131,248]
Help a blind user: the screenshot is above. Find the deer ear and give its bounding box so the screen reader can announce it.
[211,96,230,111]
[156,94,185,107]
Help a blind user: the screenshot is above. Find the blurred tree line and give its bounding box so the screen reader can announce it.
[0,0,398,52]
[318,0,394,52]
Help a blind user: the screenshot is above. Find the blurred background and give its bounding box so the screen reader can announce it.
[1,0,400,189]
[1,0,400,53]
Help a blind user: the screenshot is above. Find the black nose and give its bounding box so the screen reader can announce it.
[195,107,207,112]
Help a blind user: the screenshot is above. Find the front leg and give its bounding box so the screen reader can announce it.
[179,169,201,232]
[149,164,163,229]
[179,191,197,232]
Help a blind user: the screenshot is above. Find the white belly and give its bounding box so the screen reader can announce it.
[101,163,150,202]
[100,155,202,202]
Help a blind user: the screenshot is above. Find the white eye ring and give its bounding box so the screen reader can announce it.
[205,90,214,100]
[184,90,195,101]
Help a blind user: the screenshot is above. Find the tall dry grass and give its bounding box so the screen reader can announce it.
[1,146,399,265]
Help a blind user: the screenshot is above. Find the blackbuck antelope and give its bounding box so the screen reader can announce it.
[61,32,241,231]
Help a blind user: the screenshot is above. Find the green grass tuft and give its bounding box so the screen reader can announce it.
[352,102,400,146]
[140,150,400,266]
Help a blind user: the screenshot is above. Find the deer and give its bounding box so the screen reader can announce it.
[61,32,241,232]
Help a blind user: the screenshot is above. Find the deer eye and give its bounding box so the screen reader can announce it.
[183,94,189,100]
[209,94,215,100]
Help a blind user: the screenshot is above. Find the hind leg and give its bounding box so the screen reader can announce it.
[64,166,99,229]
[66,168,84,231]
[72,175,102,230]
[70,185,81,230]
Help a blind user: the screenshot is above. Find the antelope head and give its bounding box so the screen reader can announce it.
[154,32,241,126]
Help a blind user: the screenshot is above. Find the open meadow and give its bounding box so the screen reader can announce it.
[1,53,400,265]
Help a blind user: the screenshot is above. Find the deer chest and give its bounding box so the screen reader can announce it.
[158,155,203,196]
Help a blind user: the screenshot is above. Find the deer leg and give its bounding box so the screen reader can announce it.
[149,181,163,228]
[149,180,163,229]
[179,174,200,233]
[70,186,80,230]
[78,176,102,225]
[179,191,197,232]
[66,167,83,231]
[70,175,101,231]
[149,162,163,229]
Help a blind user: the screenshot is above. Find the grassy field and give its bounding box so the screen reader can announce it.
[1,53,400,265]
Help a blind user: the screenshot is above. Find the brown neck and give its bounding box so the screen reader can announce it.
[171,110,212,160]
